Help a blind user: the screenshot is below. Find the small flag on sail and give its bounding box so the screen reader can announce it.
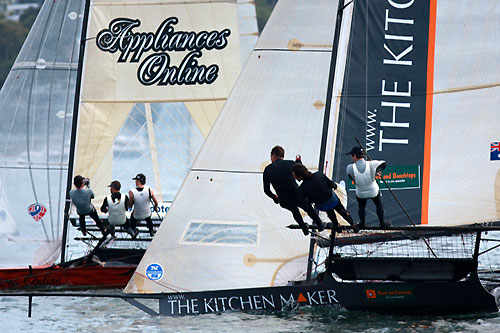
[491,142,500,161]
[28,203,47,222]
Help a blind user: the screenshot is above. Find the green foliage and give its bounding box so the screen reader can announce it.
[0,20,28,62]
[19,7,40,30]
[255,0,278,32]
[0,19,28,88]
[0,58,14,88]
[0,5,40,90]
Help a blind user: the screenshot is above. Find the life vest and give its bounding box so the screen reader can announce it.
[106,194,126,226]
[353,161,379,199]
[131,185,151,219]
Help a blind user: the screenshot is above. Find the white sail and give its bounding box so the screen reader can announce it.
[425,1,500,225]
[125,0,341,293]
[330,0,500,227]
[0,0,85,267]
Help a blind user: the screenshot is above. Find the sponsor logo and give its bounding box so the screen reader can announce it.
[146,263,164,281]
[96,17,231,86]
[366,290,376,299]
[365,287,413,301]
[28,203,47,222]
[348,165,420,190]
[162,289,339,315]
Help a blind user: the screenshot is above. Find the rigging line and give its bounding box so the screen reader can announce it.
[355,138,437,258]
[106,104,149,161]
[62,0,92,263]
[57,8,83,239]
[331,82,500,98]
[149,103,203,154]
[312,0,349,281]
[157,102,202,149]
[45,0,73,241]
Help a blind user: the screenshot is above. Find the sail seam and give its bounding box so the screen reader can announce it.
[253,48,332,53]
[12,62,78,70]
[93,0,235,6]
[80,98,227,103]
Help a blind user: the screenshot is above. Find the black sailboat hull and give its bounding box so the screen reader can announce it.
[128,271,498,316]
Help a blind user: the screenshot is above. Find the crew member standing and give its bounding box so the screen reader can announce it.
[69,175,106,236]
[101,180,137,238]
[346,146,390,229]
[129,173,159,237]
[263,145,324,236]
[292,163,359,233]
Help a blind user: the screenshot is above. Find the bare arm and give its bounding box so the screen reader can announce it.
[150,188,159,211]
[128,190,134,207]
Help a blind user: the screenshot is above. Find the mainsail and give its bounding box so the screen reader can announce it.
[0,0,85,267]
[331,0,500,226]
[125,0,345,293]
[0,0,257,268]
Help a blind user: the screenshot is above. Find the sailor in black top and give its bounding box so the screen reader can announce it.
[263,146,324,235]
[292,163,359,233]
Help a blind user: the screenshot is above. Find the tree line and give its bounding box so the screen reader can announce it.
[0,7,39,89]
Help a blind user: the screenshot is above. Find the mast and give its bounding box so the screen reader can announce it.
[306,0,348,281]
[61,0,92,263]
[318,0,349,171]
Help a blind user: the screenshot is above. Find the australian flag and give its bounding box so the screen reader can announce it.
[491,142,500,161]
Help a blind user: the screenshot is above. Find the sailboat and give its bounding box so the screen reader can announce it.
[0,0,257,289]
[122,0,500,315]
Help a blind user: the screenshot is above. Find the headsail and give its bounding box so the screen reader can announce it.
[125,0,342,293]
[0,0,85,267]
[331,0,500,226]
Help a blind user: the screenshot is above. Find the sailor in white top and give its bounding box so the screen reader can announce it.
[100,180,137,238]
[346,146,390,229]
[129,173,159,237]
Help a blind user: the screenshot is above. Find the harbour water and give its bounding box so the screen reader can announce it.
[2,232,500,332]
[2,294,500,332]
